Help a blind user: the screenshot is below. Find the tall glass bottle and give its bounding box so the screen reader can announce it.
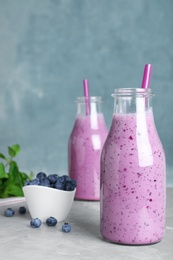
[68,96,108,200]
[100,88,166,245]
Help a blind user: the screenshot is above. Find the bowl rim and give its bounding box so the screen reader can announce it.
[22,185,76,193]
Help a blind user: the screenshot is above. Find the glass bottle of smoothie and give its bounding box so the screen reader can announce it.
[68,96,108,200]
[100,88,166,245]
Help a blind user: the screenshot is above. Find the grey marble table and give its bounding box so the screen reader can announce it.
[0,188,172,260]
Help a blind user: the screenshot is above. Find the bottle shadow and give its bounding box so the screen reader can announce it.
[69,201,104,241]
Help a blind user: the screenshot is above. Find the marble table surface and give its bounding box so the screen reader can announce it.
[0,188,172,260]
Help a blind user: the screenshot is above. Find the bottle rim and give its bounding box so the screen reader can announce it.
[76,96,103,103]
[112,88,154,97]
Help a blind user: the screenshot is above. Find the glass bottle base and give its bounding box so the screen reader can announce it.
[101,234,164,246]
[74,195,100,201]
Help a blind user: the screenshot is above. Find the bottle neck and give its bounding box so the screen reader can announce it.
[112,88,154,114]
[76,97,103,116]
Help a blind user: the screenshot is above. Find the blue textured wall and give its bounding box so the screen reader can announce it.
[0,0,173,186]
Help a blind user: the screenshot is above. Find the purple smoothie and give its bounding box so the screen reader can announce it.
[68,113,107,200]
[100,109,166,244]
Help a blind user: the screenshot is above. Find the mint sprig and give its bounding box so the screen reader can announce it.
[0,144,33,198]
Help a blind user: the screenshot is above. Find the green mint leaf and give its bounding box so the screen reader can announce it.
[0,153,6,159]
[8,144,20,157]
[0,179,6,195]
[8,147,16,157]
[0,153,11,163]
[0,144,33,198]
[11,144,20,155]
[1,183,24,198]
[8,161,21,184]
[0,163,8,179]
[1,161,24,197]
[20,172,30,183]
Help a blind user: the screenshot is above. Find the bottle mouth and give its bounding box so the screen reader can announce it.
[76,96,103,103]
[112,88,154,97]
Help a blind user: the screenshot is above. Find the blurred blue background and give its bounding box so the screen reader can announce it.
[0,0,172,186]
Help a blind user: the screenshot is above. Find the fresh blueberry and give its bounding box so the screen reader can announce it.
[30,218,42,228]
[48,174,59,184]
[65,182,74,191]
[46,217,58,226]
[58,176,66,183]
[39,177,51,187]
[4,208,15,217]
[54,181,65,190]
[24,172,77,192]
[29,178,40,185]
[61,223,71,233]
[62,175,70,182]
[24,180,31,186]
[70,179,77,188]
[36,172,47,180]
[65,179,77,191]
[18,206,26,214]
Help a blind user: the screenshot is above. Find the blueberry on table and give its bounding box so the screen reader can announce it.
[30,218,42,228]
[61,223,71,233]
[4,208,15,217]
[46,217,58,226]
[18,206,26,214]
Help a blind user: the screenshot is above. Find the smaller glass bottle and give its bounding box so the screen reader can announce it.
[68,96,108,200]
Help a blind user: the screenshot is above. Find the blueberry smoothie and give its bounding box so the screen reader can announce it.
[100,109,166,244]
[68,113,107,200]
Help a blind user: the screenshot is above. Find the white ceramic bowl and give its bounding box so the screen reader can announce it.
[23,185,76,222]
